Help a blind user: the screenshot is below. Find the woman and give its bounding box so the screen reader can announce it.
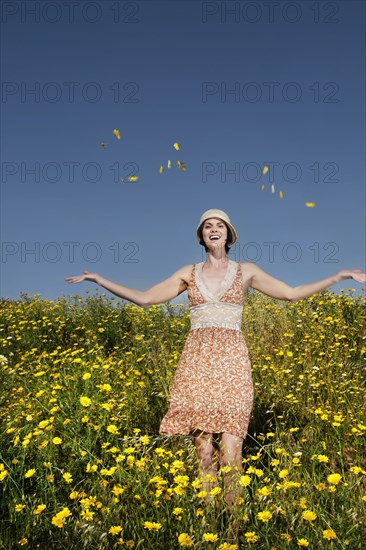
[65,208,365,513]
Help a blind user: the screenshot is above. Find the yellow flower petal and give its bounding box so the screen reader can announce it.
[113,129,120,140]
[261,184,265,191]
[279,190,283,199]
[305,202,316,208]
[262,166,269,175]
[173,142,180,151]
[128,176,138,182]
[160,165,165,174]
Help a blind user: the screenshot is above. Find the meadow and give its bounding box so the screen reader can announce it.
[0,287,365,549]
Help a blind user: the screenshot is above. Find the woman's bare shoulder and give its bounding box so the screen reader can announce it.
[239,261,257,272]
[175,263,196,285]
[239,262,257,289]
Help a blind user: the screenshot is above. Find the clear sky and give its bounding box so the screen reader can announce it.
[1,0,365,304]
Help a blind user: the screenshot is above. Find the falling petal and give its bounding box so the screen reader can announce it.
[167,160,172,168]
[173,142,180,151]
[305,202,316,208]
[262,166,269,175]
[261,184,265,191]
[279,190,284,199]
[160,165,165,174]
[113,129,121,140]
[101,142,107,148]
[128,176,139,182]
[177,161,187,171]
[271,184,275,193]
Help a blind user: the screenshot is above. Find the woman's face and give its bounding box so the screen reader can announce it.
[201,217,228,249]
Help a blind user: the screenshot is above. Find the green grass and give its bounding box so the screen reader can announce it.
[0,287,365,549]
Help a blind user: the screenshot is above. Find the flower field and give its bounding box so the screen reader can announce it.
[0,287,365,549]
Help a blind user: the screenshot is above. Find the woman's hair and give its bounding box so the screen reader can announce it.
[198,223,233,254]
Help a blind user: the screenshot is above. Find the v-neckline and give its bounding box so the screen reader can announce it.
[196,260,237,301]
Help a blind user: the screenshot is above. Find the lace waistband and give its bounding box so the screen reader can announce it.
[190,302,243,331]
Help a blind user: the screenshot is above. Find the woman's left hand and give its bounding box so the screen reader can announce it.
[336,269,366,283]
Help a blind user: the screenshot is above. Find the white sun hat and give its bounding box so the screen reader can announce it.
[196,209,238,246]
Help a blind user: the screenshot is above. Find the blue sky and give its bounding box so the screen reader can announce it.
[1,0,365,304]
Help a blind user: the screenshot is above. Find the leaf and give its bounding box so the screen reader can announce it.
[177,161,187,171]
[261,184,265,191]
[101,142,107,148]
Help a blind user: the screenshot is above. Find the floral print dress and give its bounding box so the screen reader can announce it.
[159,260,254,439]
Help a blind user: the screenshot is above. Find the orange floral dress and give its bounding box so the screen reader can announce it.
[159,260,254,439]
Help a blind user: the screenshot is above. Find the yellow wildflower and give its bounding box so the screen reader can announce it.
[323,529,337,540]
[143,521,162,532]
[178,533,193,547]
[109,526,123,536]
[239,475,251,486]
[257,486,272,496]
[302,510,317,521]
[33,504,46,515]
[244,532,259,543]
[80,396,92,407]
[51,507,71,528]
[0,470,8,481]
[63,472,73,484]
[257,511,272,522]
[203,533,218,542]
[107,424,119,435]
[327,473,342,485]
[15,504,26,512]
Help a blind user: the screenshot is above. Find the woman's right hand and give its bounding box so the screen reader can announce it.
[64,270,100,284]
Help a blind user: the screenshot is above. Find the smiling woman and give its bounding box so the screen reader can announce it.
[64,208,366,537]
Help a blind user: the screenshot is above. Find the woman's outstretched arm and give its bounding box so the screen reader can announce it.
[289,269,366,302]
[64,264,193,307]
[247,263,366,302]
